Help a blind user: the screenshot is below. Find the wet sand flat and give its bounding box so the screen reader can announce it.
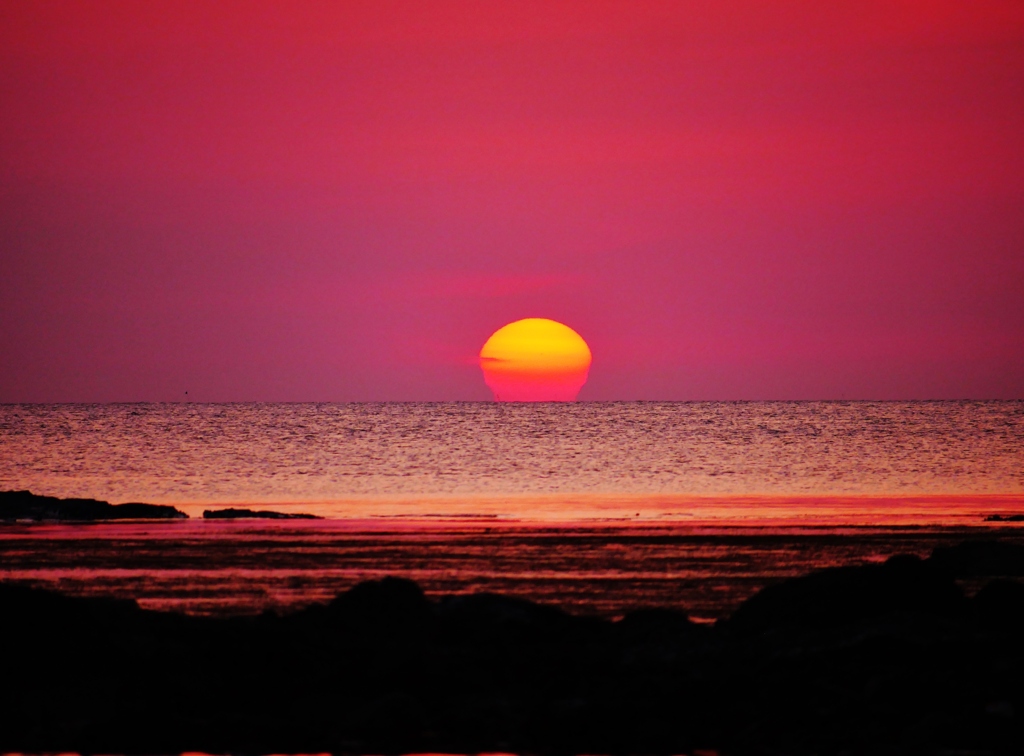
[4,511,1023,620]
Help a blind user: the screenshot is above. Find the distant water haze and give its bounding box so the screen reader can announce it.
[1,402,1021,517]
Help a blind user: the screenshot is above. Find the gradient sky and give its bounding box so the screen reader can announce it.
[2,1,1022,401]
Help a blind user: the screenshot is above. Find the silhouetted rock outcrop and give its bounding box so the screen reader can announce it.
[2,542,1023,754]
[203,507,322,519]
[440,591,579,632]
[974,578,1024,628]
[929,539,1024,576]
[0,490,187,521]
[724,553,966,636]
[615,606,700,640]
[325,576,436,634]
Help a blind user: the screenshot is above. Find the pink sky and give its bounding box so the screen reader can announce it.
[1,1,1022,401]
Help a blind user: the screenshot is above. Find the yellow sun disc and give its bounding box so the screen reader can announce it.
[479,318,592,401]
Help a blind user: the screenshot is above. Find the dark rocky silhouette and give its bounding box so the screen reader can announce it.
[0,489,187,521]
[974,579,1024,629]
[928,539,1024,576]
[723,552,966,636]
[984,514,1024,522]
[203,507,322,519]
[1,544,1023,754]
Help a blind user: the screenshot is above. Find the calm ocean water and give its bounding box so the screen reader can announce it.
[3,401,1023,618]
[2,401,1022,505]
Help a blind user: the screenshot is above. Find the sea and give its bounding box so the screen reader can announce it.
[2,401,1023,621]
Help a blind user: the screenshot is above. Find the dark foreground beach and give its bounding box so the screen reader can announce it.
[3,539,1024,755]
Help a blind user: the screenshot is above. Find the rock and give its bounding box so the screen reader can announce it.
[984,514,1024,522]
[325,576,435,632]
[974,578,1024,629]
[202,507,322,519]
[0,580,142,622]
[439,591,573,632]
[928,540,1024,577]
[0,490,187,521]
[615,607,699,640]
[725,553,965,636]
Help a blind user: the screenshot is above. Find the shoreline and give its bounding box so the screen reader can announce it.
[165,492,1024,526]
[5,489,1024,527]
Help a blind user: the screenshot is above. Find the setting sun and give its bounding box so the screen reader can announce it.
[479,318,592,402]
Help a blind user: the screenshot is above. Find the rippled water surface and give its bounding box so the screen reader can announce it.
[3,401,1023,617]
[2,401,1022,504]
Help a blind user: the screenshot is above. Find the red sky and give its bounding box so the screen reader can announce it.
[2,0,1022,401]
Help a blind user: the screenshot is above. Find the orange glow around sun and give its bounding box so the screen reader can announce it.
[479,318,592,402]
